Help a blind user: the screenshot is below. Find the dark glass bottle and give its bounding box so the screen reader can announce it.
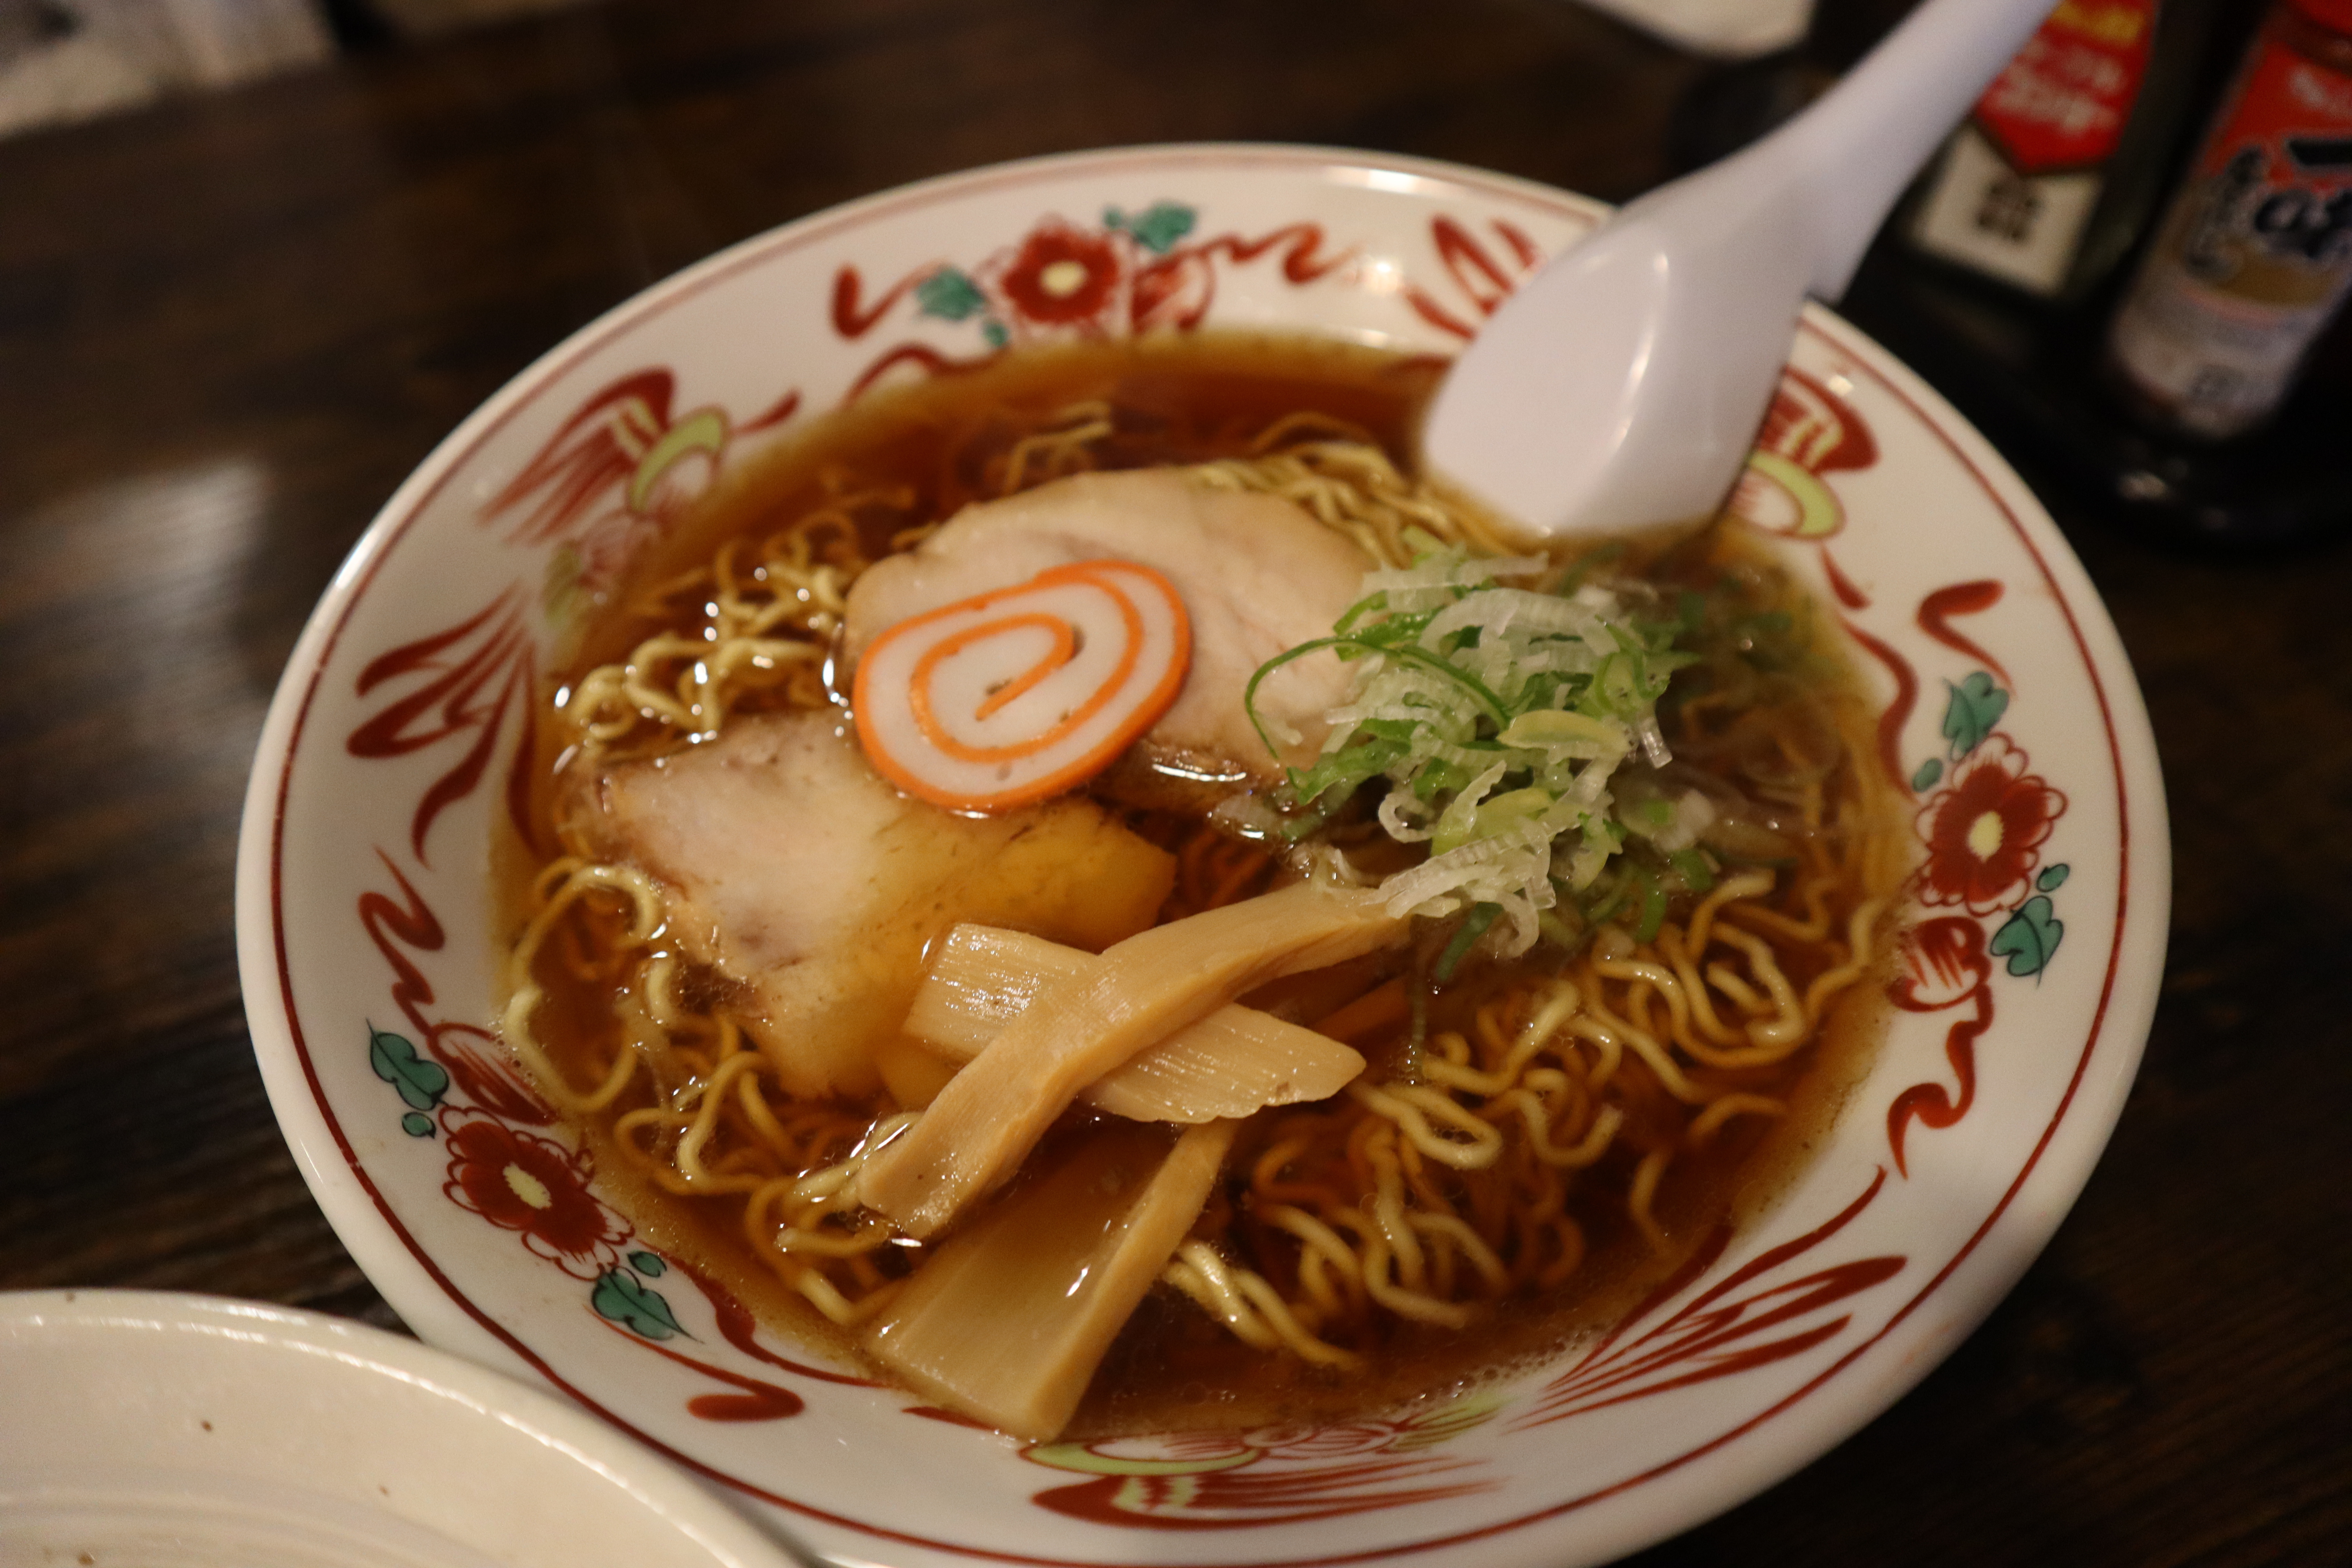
[1900,0,2232,305]
[1818,0,2352,550]
[2103,0,2352,438]
[1668,0,2347,548]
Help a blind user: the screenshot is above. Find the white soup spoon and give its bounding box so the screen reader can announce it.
[1421,0,2061,542]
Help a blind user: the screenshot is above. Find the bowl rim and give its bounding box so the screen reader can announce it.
[236,140,2171,1567]
[0,1287,801,1568]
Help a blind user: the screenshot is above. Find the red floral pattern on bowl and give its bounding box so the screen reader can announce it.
[1918,734,2067,915]
[441,1111,629,1280]
[1000,220,1125,327]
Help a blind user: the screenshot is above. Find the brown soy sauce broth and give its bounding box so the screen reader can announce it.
[1072,929,1891,1439]
[517,330,1901,1437]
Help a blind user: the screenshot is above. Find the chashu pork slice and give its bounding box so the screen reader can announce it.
[842,469,1369,782]
[570,710,1175,1099]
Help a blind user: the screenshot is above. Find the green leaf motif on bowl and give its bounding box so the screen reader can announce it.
[1941,671,2009,759]
[915,266,989,322]
[1989,895,2064,978]
[592,1269,685,1341]
[369,1025,450,1113]
[1105,200,1197,254]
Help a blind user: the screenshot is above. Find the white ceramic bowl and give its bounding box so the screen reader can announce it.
[236,144,2169,1568]
[0,1289,793,1568]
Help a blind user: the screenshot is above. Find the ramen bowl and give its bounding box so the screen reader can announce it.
[237,144,2167,1568]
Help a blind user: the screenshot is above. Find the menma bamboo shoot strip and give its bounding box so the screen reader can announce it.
[864,1119,1236,1438]
[858,880,1407,1237]
[904,924,1368,1123]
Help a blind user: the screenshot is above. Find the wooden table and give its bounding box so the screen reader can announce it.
[2,1,2345,1562]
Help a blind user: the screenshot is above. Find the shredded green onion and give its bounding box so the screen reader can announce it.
[1581,873,1632,928]
[1668,847,1716,893]
[1632,867,1669,943]
[1245,546,1713,966]
[1435,903,1502,983]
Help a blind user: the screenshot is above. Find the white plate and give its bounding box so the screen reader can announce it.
[0,1290,797,1568]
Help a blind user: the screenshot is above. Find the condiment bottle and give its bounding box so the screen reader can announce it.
[1905,0,2208,303]
[2104,0,2352,438]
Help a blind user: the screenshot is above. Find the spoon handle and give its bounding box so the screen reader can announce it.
[1419,0,2068,539]
[1775,0,2060,298]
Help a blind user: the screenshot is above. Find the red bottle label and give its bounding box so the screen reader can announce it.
[1973,0,2159,174]
[2178,30,2352,279]
[2108,17,2352,435]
